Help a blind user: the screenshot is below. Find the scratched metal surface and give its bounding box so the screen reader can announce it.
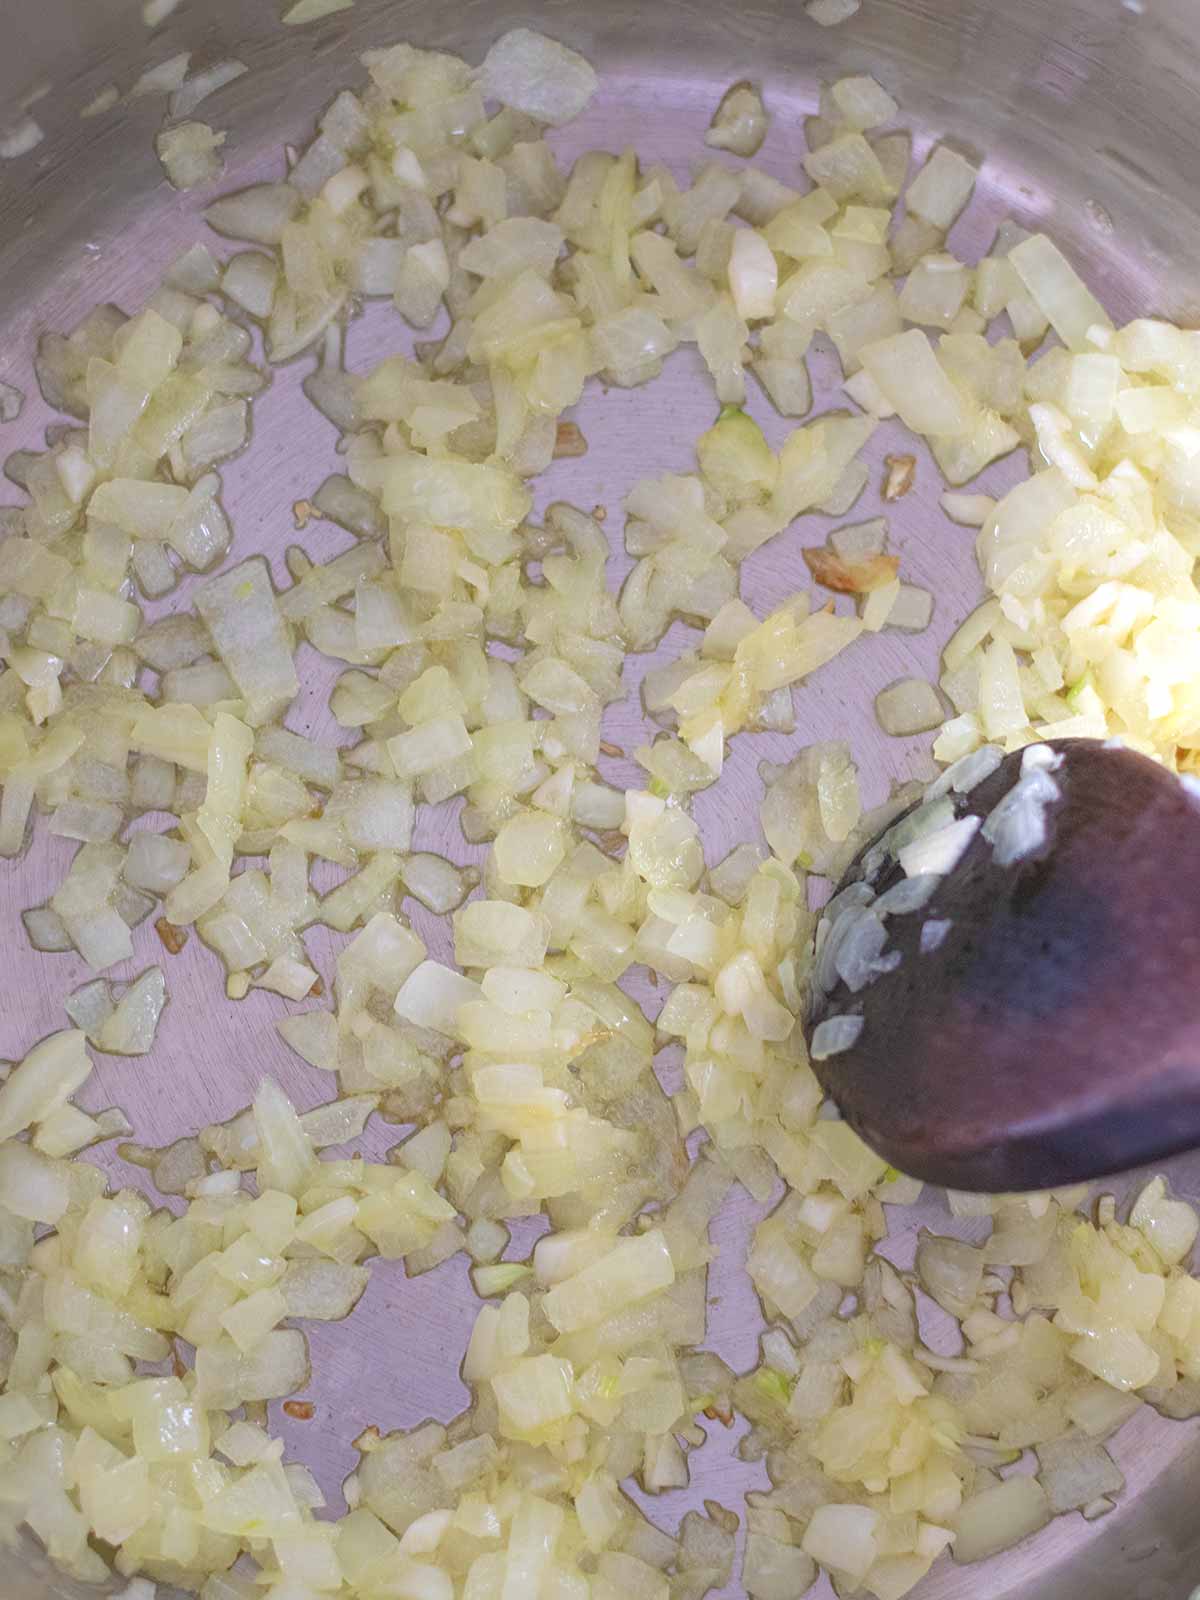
[1,1,1200,1596]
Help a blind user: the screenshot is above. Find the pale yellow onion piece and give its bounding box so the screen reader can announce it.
[131,50,191,95]
[479,28,598,126]
[94,968,167,1055]
[806,0,862,24]
[0,1030,92,1142]
[706,82,769,158]
[875,676,944,735]
[905,145,977,229]
[952,1477,1051,1564]
[1009,233,1114,353]
[728,229,779,321]
[282,0,353,21]
[156,123,227,191]
[802,1504,880,1582]
[860,329,974,436]
[170,60,248,120]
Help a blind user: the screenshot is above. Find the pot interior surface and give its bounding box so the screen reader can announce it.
[1,1,1199,1596]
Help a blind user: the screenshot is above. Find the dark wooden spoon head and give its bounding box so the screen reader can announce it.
[805,738,1200,1192]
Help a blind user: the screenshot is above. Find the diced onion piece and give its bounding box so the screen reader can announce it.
[860,330,974,436]
[395,961,481,1037]
[830,909,890,992]
[284,1260,371,1321]
[875,677,944,735]
[941,491,994,525]
[925,744,1004,800]
[0,1030,92,1142]
[479,28,598,126]
[888,583,934,633]
[802,1504,880,1581]
[170,59,248,119]
[830,73,898,129]
[156,122,226,191]
[23,907,72,952]
[981,766,1060,866]
[905,146,977,228]
[977,636,1027,739]
[805,0,862,24]
[1036,1437,1124,1516]
[282,0,353,20]
[195,557,298,724]
[810,1015,864,1059]
[1009,233,1114,353]
[952,1477,1050,1564]
[223,252,278,319]
[81,84,120,117]
[0,379,24,421]
[542,1231,675,1333]
[729,230,779,321]
[255,956,320,1001]
[95,968,167,1055]
[916,1232,984,1317]
[132,50,191,95]
[1130,1175,1200,1266]
[898,814,980,878]
[0,115,44,159]
[706,82,769,158]
[277,1011,339,1071]
[0,1141,70,1222]
[205,182,301,245]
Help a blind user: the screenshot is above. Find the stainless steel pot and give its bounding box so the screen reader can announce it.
[2,1,1199,1596]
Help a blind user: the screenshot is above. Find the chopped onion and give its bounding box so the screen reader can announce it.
[941,491,994,525]
[80,85,120,118]
[861,329,974,436]
[156,122,226,191]
[888,582,934,633]
[729,230,779,321]
[169,59,248,120]
[875,677,945,736]
[925,744,1003,800]
[0,380,24,422]
[1037,1436,1124,1515]
[281,0,353,20]
[874,874,938,915]
[0,1031,92,1142]
[898,813,980,877]
[706,82,769,158]
[805,0,861,23]
[1009,233,1114,352]
[981,766,1060,866]
[2,31,1199,1600]
[952,1477,1050,1564]
[0,115,43,159]
[810,1014,864,1059]
[131,51,191,97]
[479,29,598,126]
[829,908,888,991]
[905,146,977,229]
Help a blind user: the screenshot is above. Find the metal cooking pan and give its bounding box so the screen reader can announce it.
[1,0,1198,1595]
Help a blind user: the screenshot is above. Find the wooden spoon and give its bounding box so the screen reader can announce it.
[804,738,1200,1192]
